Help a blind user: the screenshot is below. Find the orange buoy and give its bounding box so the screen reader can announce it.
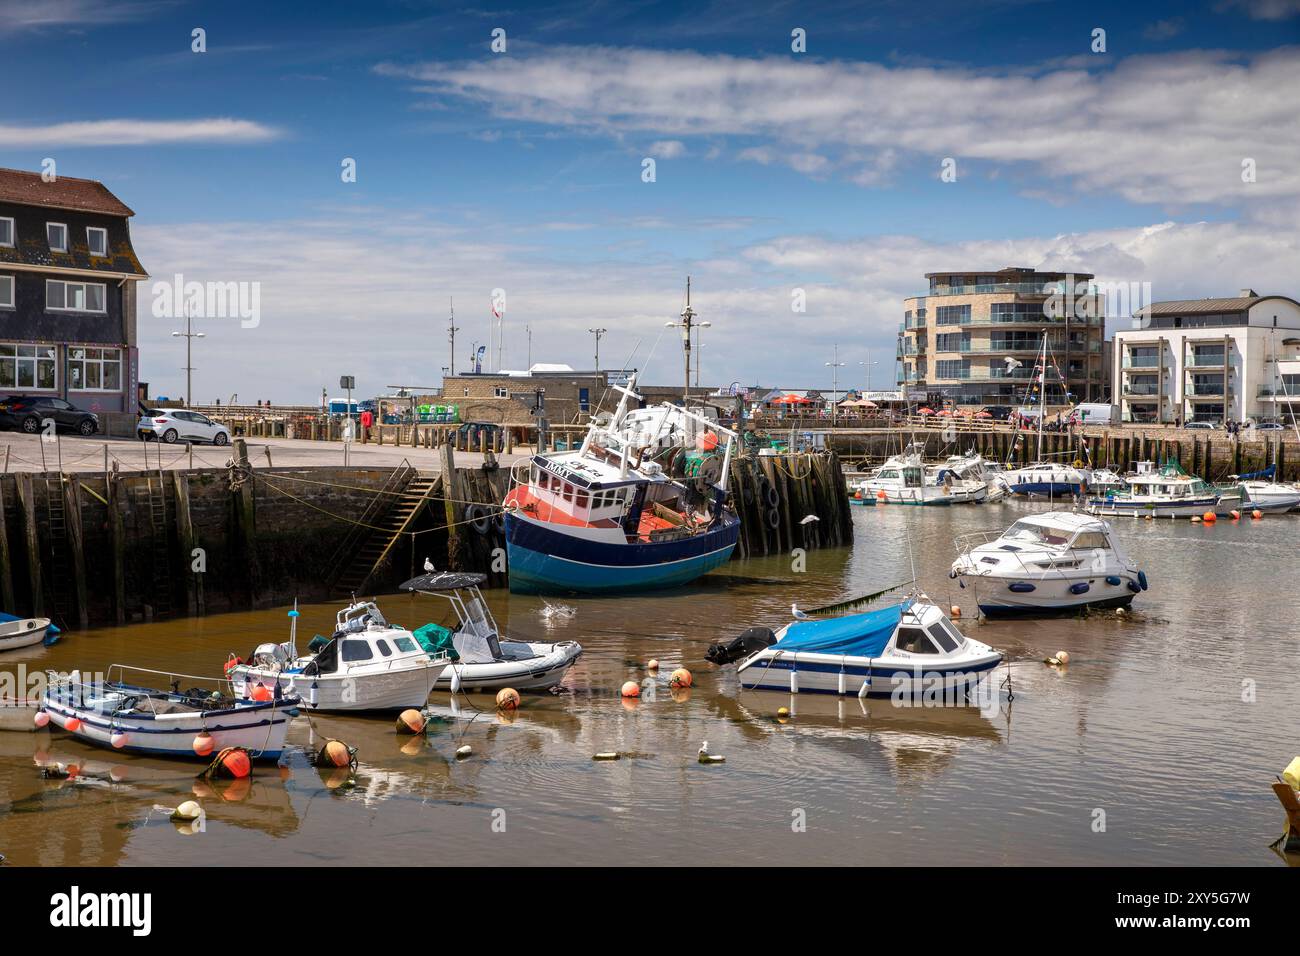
[319,739,352,768]
[223,657,242,676]
[853,490,862,500]
[110,731,128,749]
[1252,509,1263,519]
[33,711,49,729]
[876,490,887,501]
[214,747,251,779]
[250,684,273,702]
[620,681,641,698]
[669,667,693,689]
[496,687,521,711]
[647,659,660,671]
[1229,510,1240,520]
[950,605,962,619]
[65,717,83,732]
[396,709,426,734]
[1202,511,1216,522]
[193,731,215,756]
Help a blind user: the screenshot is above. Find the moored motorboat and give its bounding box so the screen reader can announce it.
[728,597,1002,699]
[228,602,452,712]
[1085,459,1240,517]
[1002,461,1089,497]
[950,512,1147,615]
[40,666,297,759]
[1236,478,1300,513]
[400,571,582,692]
[853,448,958,505]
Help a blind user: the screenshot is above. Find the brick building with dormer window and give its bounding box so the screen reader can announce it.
[0,168,148,413]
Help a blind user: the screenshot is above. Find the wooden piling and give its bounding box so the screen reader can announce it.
[108,471,126,625]
[64,475,89,629]
[0,479,14,612]
[15,473,41,617]
[173,472,203,616]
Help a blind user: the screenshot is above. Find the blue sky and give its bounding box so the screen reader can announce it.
[1,0,1298,400]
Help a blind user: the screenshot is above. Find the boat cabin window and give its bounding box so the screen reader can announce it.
[895,627,940,654]
[903,467,923,488]
[375,639,393,657]
[393,636,417,653]
[926,622,961,653]
[1004,520,1069,546]
[1070,531,1109,550]
[340,639,374,663]
[879,469,899,480]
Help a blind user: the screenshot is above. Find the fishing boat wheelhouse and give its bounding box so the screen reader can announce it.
[503,376,740,594]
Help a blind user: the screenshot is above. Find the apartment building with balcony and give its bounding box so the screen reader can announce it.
[900,267,1106,407]
[1113,291,1300,424]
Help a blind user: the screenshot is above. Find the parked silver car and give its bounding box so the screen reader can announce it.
[137,408,231,445]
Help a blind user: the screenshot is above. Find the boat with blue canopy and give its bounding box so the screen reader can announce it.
[732,597,1002,699]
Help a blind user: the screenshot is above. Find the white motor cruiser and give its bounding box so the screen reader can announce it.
[400,571,583,692]
[1085,460,1240,518]
[854,448,958,506]
[728,596,1002,700]
[228,602,452,713]
[950,512,1148,615]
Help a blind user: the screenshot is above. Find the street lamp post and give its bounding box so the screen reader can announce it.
[171,304,204,407]
[588,327,607,373]
[664,276,699,401]
[826,344,845,425]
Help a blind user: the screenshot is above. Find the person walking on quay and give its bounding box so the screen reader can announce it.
[360,408,374,443]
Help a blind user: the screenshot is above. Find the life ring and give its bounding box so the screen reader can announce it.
[766,507,780,530]
[467,504,492,535]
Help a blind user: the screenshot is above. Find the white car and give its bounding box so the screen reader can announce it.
[137,408,231,445]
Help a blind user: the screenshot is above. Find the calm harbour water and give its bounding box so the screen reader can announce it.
[2,499,1297,866]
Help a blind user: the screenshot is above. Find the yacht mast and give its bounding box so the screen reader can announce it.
[1037,329,1047,461]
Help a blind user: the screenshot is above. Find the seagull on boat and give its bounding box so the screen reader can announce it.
[424,557,436,572]
[791,603,811,620]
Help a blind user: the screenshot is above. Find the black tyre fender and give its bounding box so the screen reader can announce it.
[765,484,780,509]
[467,504,492,535]
[766,507,781,529]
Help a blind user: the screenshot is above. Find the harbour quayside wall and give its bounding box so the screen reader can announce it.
[0,442,853,629]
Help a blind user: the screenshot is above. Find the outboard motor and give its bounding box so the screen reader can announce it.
[706,627,777,665]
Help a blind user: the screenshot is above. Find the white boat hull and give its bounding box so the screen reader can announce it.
[0,618,51,653]
[233,658,450,712]
[432,641,582,692]
[960,572,1142,614]
[40,685,296,759]
[738,649,1002,698]
[0,697,39,731]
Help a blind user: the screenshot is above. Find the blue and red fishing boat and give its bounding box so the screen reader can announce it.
[503,375,740,594]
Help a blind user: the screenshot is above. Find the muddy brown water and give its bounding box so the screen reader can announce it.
[1,499,1297,866]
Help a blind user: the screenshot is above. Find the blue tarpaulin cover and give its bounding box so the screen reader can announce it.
[776,601,906,656]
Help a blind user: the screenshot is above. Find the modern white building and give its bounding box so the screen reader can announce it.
[1113,291,1300,424]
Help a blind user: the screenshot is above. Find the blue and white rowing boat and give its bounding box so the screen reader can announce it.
[734,598,1002,699]
[40,665,298,760]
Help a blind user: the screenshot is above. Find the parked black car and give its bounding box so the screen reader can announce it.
[0,395,100,435]
[978,405,1014,421]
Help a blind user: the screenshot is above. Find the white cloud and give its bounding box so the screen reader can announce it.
[382,45,1300,204]
[0,0,161,34]
[0,118,281,147]
[647,139,686,159]
[133,206,1300,398]
[1218,0,1300,19]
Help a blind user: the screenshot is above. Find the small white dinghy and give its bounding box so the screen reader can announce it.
[40,666,298,760]
[0,617,52,653]
[228,602,453,713]
[400,571,582,692]
[0,696,40,732]
[730,596,1001,700]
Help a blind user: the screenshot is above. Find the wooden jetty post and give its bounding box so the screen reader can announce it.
[14,472,42,617]
[0,479,14,612]
[173,472,204,616]
[64,475,89,629]
[108,470,127,626]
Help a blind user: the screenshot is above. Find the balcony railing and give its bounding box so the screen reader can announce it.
[1187,354,1227,367]
[922,281,1097,298]
[1122,384,1162,396]
[1123,357,1160,368]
